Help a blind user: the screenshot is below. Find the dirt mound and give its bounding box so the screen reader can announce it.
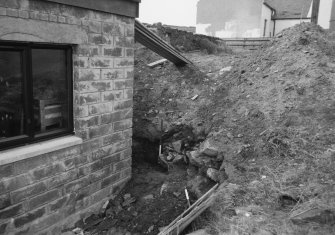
[199,22,335,234]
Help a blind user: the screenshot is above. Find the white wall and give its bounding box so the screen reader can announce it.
[318,0,333,29]
[261,4,274,37]
[274,19,311,34]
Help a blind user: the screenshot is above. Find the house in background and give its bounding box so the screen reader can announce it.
[196,0,335,38]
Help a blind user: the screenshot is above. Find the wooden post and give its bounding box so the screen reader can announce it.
[311,0,320,24]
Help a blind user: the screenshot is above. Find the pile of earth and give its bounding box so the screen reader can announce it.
[193,22,335,234]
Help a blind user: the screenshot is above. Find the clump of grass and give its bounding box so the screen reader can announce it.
[198,39,231,55]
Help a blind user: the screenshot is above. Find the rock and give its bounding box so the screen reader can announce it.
[206,168,227,183]
[220,161,239,179]
[186,229,210,235]
[219,66,232,75]
[187,175,212,198]
[166,154,174,161]
[172,154,184,164]
[187,165,198,177]
[148,225,154,233]
[122,197,136,207]
[199,139,219,157]
[172,140,183,153]
[226,132,234,139]
[160,183,168,195]
[290,208,335,225]
[142,194,154,200]
[123,194,131,200]
[187,151,221,169]
[173,192,181,197]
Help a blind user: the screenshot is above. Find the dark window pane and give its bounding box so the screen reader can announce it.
[0,50,25,140]
[32,49,69,134]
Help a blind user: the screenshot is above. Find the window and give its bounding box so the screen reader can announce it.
[0,42,73,150]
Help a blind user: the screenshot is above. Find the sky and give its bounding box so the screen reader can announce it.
[138,0,198,27]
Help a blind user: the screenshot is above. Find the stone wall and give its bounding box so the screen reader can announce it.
[0,0,134,234]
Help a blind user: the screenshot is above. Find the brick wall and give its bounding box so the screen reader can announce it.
[0,0,134,234]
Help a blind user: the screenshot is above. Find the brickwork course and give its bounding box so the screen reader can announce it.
[0,0,134,234]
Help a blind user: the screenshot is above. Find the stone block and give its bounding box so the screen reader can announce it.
[28,189,61,210]
[0,194,10,210]
[89,167,111,183]
[114,119,132,132]
[101,69,124,80]
[81,138,100,154]
[114,36,134,47]
[14,207,46,228]
[102,140,128,156]
[45,169,78,190]
[90,57,113,68]
[75,116,100,130]
[75,92,100,106]
[114,80,125,90]
[124,89,133,99]
[89,102,114,115]
[88,33,112,45]
[64,155,89,170]
[125,48,134,57]
[114,159,131,172]
[125,68,134,79]
[103,47,122,57]
[88,21,101,33]
[114,58,134,68]
[199,139,219,157]
[123,109,133,119]
[114,100,132,111]
[88,124,113,138]
[78,81,113,92]
[0,173,32,193]
[64,176,90,194]
[101,111,123,124]
[49,14,57,22]
[102,132,124,146]
[0,7,6,16]
[77,69,100,81]
[58,15,66,23]
[31,163,65,181]
[102,22,123,35]
[101,90,123,102]
[74,105,89,118]
[125,79,133,88]
[0,164,13,178]
[18,10,29,19]
[11,182,48,204]
[101,152,121,166]
[6,9,18,17]
[101,173,120,189]
[0,203,24,220]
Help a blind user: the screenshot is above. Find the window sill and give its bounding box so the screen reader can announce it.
[0,136,83,166]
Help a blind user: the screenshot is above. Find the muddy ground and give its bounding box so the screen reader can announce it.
[76,23,335,235]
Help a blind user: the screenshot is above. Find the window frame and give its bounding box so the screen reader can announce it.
[0,41,74,151]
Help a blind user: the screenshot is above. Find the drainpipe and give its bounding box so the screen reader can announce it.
[311,0,320,24]
[330,0,335,31]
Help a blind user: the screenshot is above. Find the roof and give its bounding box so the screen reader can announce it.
[264,0,312,19]
[44,0,141,18]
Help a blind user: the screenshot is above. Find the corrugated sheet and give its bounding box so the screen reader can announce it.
[135,20,192,66]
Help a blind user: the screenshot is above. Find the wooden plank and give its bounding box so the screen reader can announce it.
[158,184,219,235]
[147,59,167,68]
[43,0,140,18]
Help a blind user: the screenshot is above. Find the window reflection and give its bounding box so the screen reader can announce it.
[0,50,24,139]
[32,49,69,134]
